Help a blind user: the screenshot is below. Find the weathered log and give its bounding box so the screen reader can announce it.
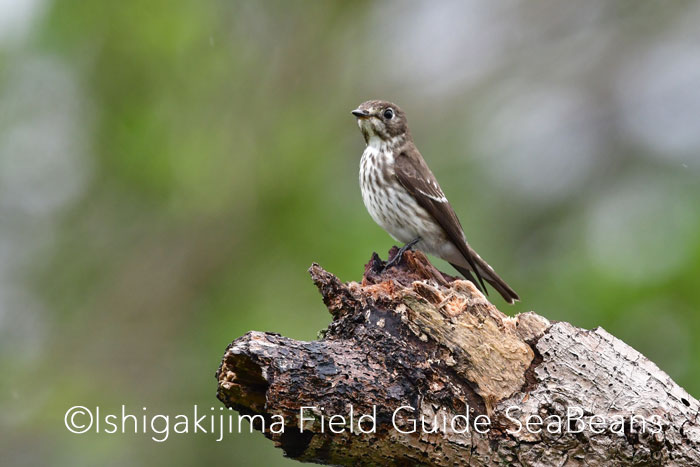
[216,248,700,466]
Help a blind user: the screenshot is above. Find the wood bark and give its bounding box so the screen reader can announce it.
[216,248,700,466]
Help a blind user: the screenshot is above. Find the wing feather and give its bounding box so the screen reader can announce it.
[394,148,488,294]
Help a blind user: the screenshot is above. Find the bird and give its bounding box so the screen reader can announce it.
[351,99,519,304]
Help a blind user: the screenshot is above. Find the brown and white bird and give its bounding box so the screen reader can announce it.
[352,99,519,304]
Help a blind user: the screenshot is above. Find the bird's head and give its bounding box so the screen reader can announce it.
[351,100,409,145]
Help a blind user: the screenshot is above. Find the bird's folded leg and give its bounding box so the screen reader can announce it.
[383,237,421,272]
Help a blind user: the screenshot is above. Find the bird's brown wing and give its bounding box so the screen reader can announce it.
[394,147,488,293]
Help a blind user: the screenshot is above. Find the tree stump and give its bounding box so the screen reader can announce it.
[216,248,700,466]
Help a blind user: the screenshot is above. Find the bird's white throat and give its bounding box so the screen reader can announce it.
[365,135,403,155]
[362,137,398,168]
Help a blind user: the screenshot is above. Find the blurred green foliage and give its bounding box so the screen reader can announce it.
[1,1,699,466]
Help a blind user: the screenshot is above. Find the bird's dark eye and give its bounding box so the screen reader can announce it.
[383,108,394,120]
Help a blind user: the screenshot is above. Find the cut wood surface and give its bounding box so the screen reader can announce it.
[216,248,700,466]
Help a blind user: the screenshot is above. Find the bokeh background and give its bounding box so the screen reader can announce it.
[1,1,699,465]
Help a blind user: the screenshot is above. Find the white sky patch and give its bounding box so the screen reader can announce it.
[0,0,45,45]
[373,0,513,95]
[473,86,600,203]
[0,56,92,216]
[616,39,700,166]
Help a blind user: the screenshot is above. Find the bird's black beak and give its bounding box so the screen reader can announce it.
[351,109,370,118]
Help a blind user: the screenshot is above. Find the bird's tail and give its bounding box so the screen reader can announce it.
[450,257,520,304]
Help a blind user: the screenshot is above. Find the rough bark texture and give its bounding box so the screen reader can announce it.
[216,248,700,466]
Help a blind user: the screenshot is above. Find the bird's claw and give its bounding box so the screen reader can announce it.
[381,237,420,273]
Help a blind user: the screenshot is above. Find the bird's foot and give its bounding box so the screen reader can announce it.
[382,237,420,273]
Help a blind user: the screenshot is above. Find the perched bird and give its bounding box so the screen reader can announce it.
[351,100,519,304]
